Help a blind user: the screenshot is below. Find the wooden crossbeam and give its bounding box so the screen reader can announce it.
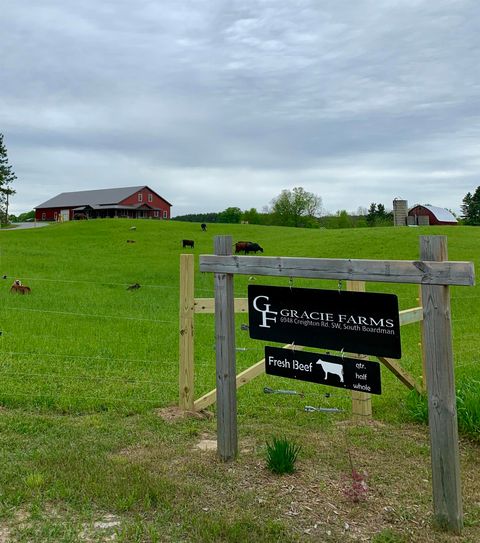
[377,356,423,393]
[195,298,248,313]
[399,306,423,325]
[199,255,475,286]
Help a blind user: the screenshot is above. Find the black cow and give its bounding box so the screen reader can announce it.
[201,223,207,231]
[182,239,194,248]
[246,242,263,254]
[234,241,263,254]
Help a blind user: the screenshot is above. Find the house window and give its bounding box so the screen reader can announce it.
[148,194,153,202]
[54,212,58,220]
[42,212,46,220]
[163,210,167,218]
[138,193,143,202]
[154,210,159,217]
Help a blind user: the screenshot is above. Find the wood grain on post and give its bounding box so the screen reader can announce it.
[346,280,372,420]
[420,236,463,533]
[214,236,238,461]
[179,254,195,410]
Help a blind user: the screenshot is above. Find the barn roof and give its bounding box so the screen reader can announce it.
[411,204,457,223]
[36,186,172,208]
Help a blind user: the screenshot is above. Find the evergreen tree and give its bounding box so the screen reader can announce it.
[366,202,393,227]
[0,134,17,225]
[366,203,377,226]
[461,187,480,225]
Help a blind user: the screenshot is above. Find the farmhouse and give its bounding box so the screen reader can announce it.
[407,204,458,226]
[35,186,172,222]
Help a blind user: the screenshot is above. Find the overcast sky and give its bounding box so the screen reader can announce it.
[2,0,479,216]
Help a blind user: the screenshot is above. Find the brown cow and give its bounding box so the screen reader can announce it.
[10,280,31,294]
[182,239,194,248]
[234,241,263,254]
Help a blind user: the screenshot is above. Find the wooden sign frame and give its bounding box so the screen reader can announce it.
[197,235,474,534]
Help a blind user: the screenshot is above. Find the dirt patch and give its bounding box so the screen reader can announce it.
[79,514,121,542]
[155,406,213,423]
[0,525,11,543]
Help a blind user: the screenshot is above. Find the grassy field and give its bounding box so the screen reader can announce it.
[0,219,478,542]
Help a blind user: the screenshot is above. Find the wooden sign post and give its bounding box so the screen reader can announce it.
[420,236,463,533]
[213,236,238,461]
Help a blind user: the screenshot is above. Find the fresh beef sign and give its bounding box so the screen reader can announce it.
[248,285,401,358]
[265,347,382,394]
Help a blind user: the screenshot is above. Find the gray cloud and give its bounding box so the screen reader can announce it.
[2,0,479,216]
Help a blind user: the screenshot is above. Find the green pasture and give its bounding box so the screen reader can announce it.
[1,220,478,419]
[0,220,478,542]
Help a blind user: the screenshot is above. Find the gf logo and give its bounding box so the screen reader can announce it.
[253,295,278,328]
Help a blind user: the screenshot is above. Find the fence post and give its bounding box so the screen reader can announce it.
[346,280,372,420]
[420,236,463,533]
[214,236,238,461]
[179,254,195,410]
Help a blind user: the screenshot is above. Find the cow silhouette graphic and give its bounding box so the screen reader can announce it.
[316,359,344,383]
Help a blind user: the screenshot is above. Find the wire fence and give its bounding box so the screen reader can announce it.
[1,271,478,413]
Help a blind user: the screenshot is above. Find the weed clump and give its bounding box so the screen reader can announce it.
[265,436,301,475]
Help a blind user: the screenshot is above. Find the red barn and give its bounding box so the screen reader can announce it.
[408,204,458,226]
[35,186,172,222]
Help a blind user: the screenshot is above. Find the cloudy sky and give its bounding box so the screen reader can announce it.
[2,0,479,216]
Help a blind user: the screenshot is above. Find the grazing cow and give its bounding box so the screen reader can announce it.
[126,239,136,243]
[234,241,252,254]
[316,359,344,383]
[127,283,141,290]
[234,241,263,254]
[182,239,194,248]
[10,280,31,294]
[201,223,207,231]
[246,242,263,254]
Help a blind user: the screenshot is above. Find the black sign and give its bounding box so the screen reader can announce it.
[249,285,401,358]
[265,346,382,395]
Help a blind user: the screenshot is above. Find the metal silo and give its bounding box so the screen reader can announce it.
[393,199,408,226]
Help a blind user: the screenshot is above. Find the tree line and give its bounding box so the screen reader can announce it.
[173,187,395,229]
[174,187,480,228]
